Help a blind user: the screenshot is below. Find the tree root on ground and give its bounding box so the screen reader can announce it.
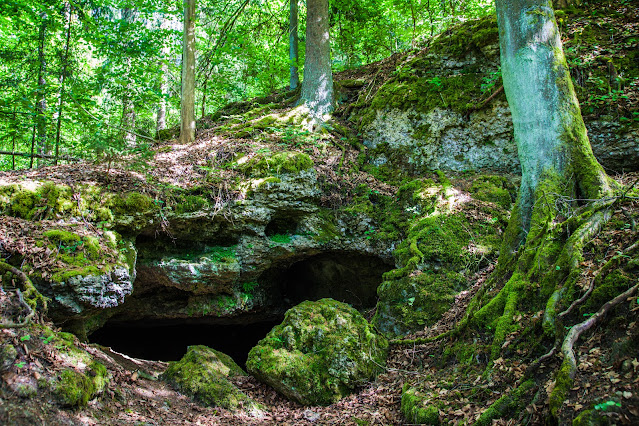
[548,282,639,418]
[0,261,47,329]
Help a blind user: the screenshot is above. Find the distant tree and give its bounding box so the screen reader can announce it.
[180,0,197,144]
[35,12,48,165]
[299,0,334,120]
[289,0,300,90]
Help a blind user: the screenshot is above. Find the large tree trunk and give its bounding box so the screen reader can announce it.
[179,0,197,144]
[496,0,610,252]
[289,0,300,90]
[299,0,334,120]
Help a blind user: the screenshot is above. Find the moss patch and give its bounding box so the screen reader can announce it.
[246,299,389,406]
[161,345,257,411]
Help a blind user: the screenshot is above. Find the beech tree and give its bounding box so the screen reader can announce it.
[179,0,197,144]
[299,0,334,120]
[464,0,618,419]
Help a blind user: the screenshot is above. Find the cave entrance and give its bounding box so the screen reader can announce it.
[265,252,394,311]
[90,319,281,367]
[89,252,392,366]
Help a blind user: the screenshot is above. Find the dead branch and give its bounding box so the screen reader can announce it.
[0,261,45,329]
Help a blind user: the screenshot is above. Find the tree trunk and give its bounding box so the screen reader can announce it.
[36,14,48,166]
[289,0,300,90]
[180,0,196,144]
[157,58,168,133]
[496,0,610,251]
[121,8,137,148]
[55,2,73,165]
[299,0,334,120]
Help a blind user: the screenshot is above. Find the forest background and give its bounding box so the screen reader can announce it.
[0,0,495,170]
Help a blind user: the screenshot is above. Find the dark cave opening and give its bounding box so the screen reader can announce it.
[90,319,281,367]
[265,252,394,310]
[89,251,392,365]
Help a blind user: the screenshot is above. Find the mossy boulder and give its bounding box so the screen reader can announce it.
[401,385,440,425]
[246,298,389,406]
[161,345,259,412]
[54,362,109,407]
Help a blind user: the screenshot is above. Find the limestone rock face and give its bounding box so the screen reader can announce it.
[51,266,134,314]
[161,345,260,412]
[246,299,389,406]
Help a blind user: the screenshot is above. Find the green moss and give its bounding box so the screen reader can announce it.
[161,345,257,411]
[247,299,389,406]
[174,195,210,214]
[54,364,106,408]
[470,175,514,209]
[475,380,535,425]
[401,385,440,425]
[549,359,574,418]
[269,234,292,244]
[581,269,633,313]
[51,266,101,283]
[9,188,39,218]
[242,151,313,176]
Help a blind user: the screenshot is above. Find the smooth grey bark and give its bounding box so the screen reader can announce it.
[180,0,196,144]
[299,0,334,119]
[496,0,609,242]
[289,0,300,89]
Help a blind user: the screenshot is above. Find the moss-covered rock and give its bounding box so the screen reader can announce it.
[401,385,440,425]
[54,362,109,407]
[161,345,259,412]
[240,151,313,177]
[246,298,389,406]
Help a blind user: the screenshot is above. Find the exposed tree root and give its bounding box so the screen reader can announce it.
[549,282,639,417]
[0,261,47,329]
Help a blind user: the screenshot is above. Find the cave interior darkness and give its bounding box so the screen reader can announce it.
[90,251,393,366]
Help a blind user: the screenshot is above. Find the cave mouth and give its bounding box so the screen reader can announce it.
[266,251,394,311]
[90,319,281,367]
[89,252,392,366]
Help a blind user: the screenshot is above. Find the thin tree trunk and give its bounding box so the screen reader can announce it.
[121,8,137,148]
[55,2,73,165]
[29,123,36,169]
[289,0,299,90]
[36,13,48,167]
[11,112,16,170]
[179,0,197,144]
[299,0,334,121]
[157,58,168,132]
